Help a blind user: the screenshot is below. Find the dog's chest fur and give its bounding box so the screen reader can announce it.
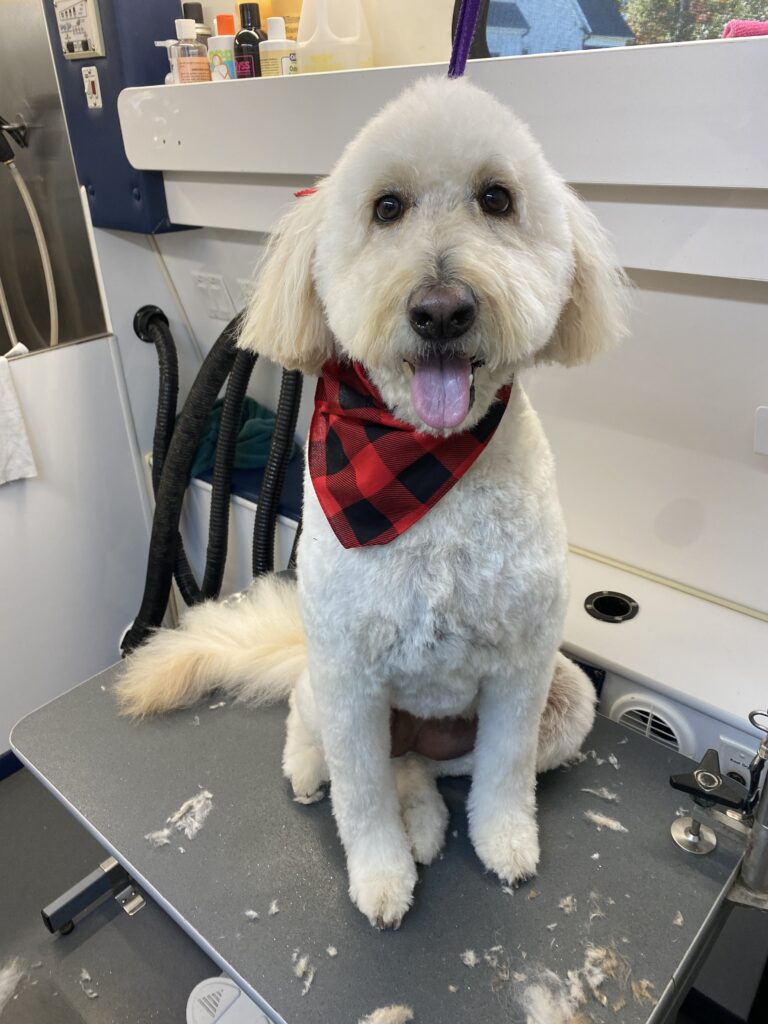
[299,386,568,718]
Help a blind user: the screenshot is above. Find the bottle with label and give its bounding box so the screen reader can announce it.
[208,14,237,80]
[156,19,212,84]
[271,0,303,41]
[182,2,212,45]
[259,17,299,76]
[235,4,268,78]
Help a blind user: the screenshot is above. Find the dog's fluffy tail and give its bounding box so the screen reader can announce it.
[115,574,306,718]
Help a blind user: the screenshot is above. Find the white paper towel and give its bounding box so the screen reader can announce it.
[0,344,37,485]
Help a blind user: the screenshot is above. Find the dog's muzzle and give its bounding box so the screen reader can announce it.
[407,283,477,346]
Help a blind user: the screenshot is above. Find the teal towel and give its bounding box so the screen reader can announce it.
[190,397,300,478]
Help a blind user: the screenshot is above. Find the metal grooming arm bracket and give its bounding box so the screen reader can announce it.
[41,855,145,935]
[670,709,768,911]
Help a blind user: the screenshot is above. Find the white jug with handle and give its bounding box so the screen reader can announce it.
[297,0,374,73]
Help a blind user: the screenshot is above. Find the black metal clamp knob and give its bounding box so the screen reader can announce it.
[670,748,748,811]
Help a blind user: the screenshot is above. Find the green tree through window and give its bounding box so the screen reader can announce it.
[621,0,768,45]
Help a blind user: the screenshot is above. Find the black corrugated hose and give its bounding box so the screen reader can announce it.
[123,306,304,655]
[253,369,303,577]
[201,347,258,599]
[136,309,244,610]
[141,316,202,605]
[287,520,302,573]
[146,318,178,491]
[121,309,246,655]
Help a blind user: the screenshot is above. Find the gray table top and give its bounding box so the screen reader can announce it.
[11,665,741,1024]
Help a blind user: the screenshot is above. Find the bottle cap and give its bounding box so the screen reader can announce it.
[266,16,286,40]
[182,2,205,22]
[215,13,236,35]
[239,4,261,30]
[175,19,198,40]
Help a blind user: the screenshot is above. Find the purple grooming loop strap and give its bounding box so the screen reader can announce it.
[448,0,482,78]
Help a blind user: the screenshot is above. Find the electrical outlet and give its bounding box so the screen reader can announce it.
[192,272,237,321]
[719,734,755,786]
[81,66,102,109]
[754,406,768,456]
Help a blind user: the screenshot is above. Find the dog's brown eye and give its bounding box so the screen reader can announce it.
[479,185,513,216]
[374,194,404,223]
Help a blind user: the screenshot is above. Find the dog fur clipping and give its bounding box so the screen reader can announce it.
[117,76,626,928]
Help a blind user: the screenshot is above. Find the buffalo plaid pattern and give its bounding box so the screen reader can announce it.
[309,361,512,549]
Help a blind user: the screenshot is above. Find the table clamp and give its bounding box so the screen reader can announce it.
[669,708,768,910]
[41,855,146,935]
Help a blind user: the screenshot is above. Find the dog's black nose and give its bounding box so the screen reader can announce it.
[408,284,477,342]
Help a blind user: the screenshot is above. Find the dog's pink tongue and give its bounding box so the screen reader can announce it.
[410,355,472,430]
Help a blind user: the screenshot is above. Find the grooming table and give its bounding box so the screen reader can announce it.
[11,665,742,1024]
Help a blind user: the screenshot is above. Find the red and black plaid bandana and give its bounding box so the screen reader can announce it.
[308,361,512,548]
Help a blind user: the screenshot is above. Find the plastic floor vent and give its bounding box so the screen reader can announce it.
[618,707,680,750]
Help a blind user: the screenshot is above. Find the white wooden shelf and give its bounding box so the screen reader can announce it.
[119,39,768,187]
[118,39,768,283]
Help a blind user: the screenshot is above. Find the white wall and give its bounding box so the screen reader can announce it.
[526,269,768,615]
[0,338,152,751]
[91,228,205,457]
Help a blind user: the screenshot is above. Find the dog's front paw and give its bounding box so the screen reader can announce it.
[471,817,540,886]
[348,849,417,929]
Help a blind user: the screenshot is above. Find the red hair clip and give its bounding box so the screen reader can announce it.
[294,187,318,198]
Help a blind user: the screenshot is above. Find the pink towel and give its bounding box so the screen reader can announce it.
[722,19,768,37]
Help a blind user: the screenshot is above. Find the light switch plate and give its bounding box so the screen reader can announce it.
[192,272,237,321]
[754,406,768,456]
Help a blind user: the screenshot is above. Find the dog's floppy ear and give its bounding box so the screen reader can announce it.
[238,185,333,373]
[537,188,629,366]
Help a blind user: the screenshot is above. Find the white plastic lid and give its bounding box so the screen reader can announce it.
[175,18,198,39]
[266,16,287,40]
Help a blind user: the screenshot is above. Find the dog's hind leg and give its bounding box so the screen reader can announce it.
[395,756,449,865]
[283,686,329,804]
[536,653,596,774]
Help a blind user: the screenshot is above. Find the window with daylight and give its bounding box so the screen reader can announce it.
[485,1,768,57]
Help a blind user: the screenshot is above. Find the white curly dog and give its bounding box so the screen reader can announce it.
[117,76,627,929]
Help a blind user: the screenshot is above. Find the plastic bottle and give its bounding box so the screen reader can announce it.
[155,19,212,84]
[208,14,237,80]
[235,4,268,78]
[182,2,212,45]
[297,0,372,74]
[259,16,299,76]
[271,0,303,41]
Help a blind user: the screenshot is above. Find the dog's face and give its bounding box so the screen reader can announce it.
[240,77,627,434]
